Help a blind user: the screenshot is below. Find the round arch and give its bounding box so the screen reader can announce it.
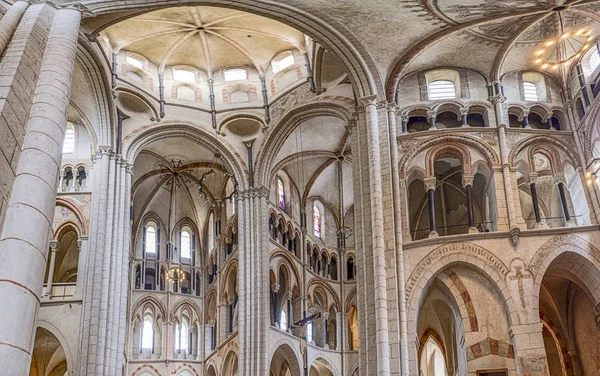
[529,234,600,319]
[123,122,248,191]
[269,341,302,376]
[83,1,381,99]
[34,320,75,376]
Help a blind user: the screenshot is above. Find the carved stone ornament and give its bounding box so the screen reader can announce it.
[488,94,506,105]
[424,177,437,191]
[462,174,474,188]
[509,226,520,247]
[595,303,600,329]
[552,172,566,185]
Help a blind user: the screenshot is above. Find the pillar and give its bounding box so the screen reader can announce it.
[427,110,437,130]
[0,5,82,372]
[460,108,469,127]
[0,1,29,54]
[323,312,329,349]
[510,323,548,376]
[521,111,530,129]
[491,85,523,241]
[336,312,343,351]
[237,186,270,375]
[463,175,478,233]
[528,173,547,228]
[357,95,391,375]
[554,172,575,226]
[44,241,59,298]
[424,177,438,237]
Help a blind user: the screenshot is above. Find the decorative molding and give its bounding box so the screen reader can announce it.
[405,242,510,302]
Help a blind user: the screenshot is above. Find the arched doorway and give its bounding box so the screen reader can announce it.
[29,327,68,376]
[270,344,301,376]
[538,251,600,375]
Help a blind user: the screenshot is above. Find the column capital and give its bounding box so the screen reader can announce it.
[426,110,437,119]
[60,3,96,17]
[49,240,59,252]
[553,171,566,185]
[517,109,530,122]
[528,172,539,185]
[488,93,506,104]
[239,186,269,199]
[358,94,378,107]
[462,174,474,188]
[424,177,437,192]
[271,283,280,293]
[459,107,469,117]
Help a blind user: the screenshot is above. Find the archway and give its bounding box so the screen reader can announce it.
[29,328,68,376]
[309,358,335,376]
[270,343,301,376]
[538,251,600,375]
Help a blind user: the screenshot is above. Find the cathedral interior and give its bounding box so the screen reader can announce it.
[0,0,600,375]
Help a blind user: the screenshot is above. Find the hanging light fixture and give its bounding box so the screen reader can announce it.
[535,8,594,69]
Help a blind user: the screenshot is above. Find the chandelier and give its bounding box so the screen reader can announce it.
[166,266,186,284]
[198,151,237,207]
[535,9,594,70]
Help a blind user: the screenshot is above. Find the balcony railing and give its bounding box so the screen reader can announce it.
[41,282,76,300]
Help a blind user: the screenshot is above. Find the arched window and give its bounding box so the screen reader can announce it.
[313,203,322,238]
[280,310,287,331]
[523,81,538,101]
[173,68,195,83]
[589,48,600,72]
[272,52,294,73]
[176,316,189,352]
[63,124,75,154]
[224,68,247,81]
[277,177,286,210]
[180,228,191,259]
[428,80,456,100]
[141,314,153,349]
[306,322,314,343]
[126,55,144,69]
[145,224,156,254]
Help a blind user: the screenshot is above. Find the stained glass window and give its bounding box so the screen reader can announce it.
[313,203,321,238]
[277,177,285,210]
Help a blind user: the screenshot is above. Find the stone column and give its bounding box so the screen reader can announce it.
[358,95,391,375]
[336,312,343,351]
[463,175,478,233]
[0,5,81,372]
[323,312,329,349]
[387,103,410,374]
[0,0,29,54]
[424,177,438,238]
[44,241,59,298]
[554,172,575,226]
[510,323,548,376]
[237,186,270,375]
[427,110,437,130]
[528,173,547,228]
[520,110,530,129]
[460,108,469,127]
